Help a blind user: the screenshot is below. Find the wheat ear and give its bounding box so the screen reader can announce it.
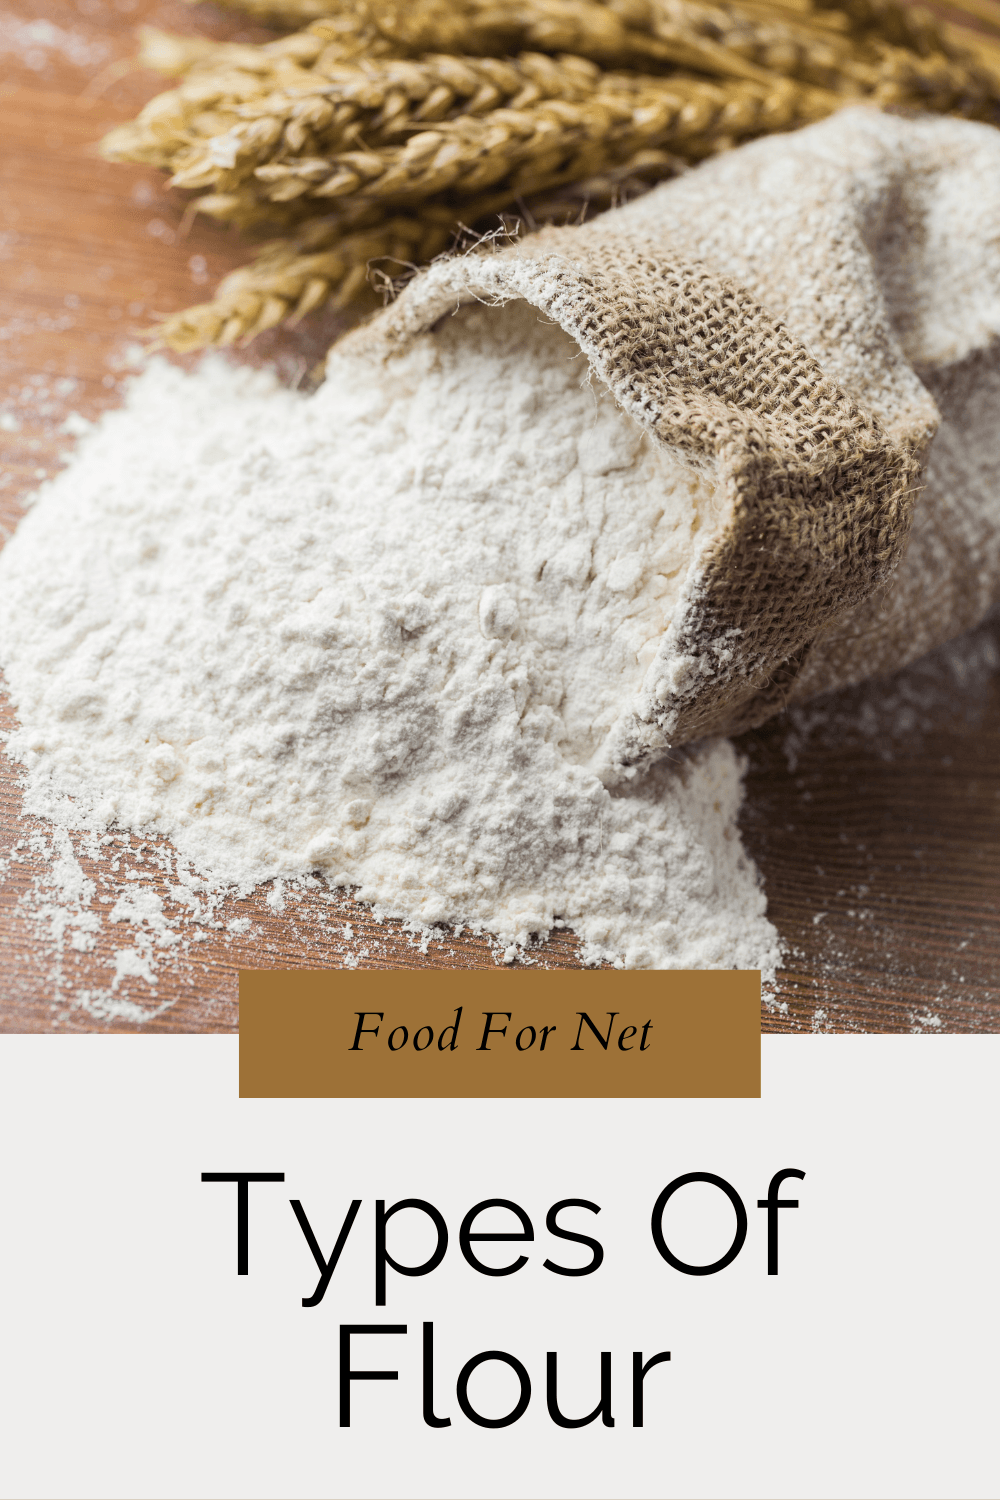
[152,209,459,348]
[104,49,837,209]
[151,142,685,351]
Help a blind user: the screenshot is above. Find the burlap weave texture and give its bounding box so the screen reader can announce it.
[344,108,1000,770]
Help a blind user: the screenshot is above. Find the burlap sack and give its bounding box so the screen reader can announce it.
[342,107,1000,773]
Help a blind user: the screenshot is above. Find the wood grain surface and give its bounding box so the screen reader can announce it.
[2,0,999,1033]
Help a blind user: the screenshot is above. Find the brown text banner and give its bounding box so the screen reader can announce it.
[239,970,760,1098]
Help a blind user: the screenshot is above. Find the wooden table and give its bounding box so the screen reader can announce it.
[2,0,998,1033]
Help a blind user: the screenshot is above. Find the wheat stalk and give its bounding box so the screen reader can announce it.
[169,134,683,233]
[105,6,1000,194]
[255,76,832,207]
[155,0,1000,94]
[153,208,461,348]
[206,0,1000,58]
[107,0,1000,350]
[151,147,684,351]
[179,0,345,24]
[131,1,868,88]
[105,51,614,179]
[368,0,1000,109]
[103,49,838,208]
[115,44,995,225]
[158,0,1000,90]
[171,0,826,79]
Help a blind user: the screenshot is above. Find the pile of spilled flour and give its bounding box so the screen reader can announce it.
[0,300,780,972]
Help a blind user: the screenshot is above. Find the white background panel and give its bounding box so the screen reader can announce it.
[0,1034,995,1499]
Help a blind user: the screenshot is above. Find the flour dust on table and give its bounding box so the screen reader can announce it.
[0,301,779,972]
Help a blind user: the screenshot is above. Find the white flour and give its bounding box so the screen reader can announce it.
[0,300,779,972]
